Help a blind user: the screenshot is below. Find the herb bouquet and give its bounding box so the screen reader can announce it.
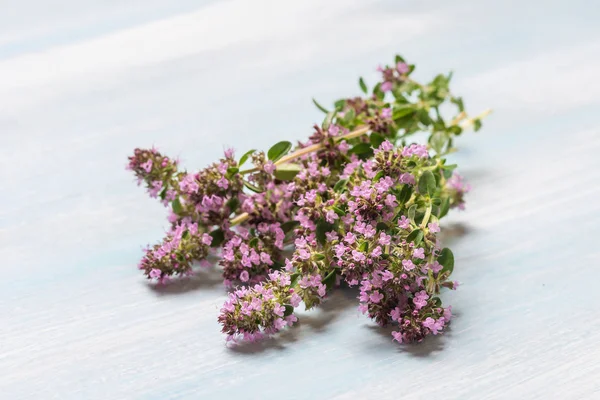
[127,55,489,344]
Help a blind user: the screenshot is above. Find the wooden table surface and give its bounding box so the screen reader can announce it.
[1,1,599,399]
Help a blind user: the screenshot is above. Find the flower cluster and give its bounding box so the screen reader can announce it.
[127,53,488,346]
[126,147,180,206]
[137,219,212,282]
[220,223,285,286]
[218,271,299,342]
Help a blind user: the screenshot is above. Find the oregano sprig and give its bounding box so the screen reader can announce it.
[126,54,489,345]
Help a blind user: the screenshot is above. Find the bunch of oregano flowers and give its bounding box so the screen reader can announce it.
[127,54,489,345]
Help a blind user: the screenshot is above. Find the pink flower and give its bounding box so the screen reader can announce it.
[428,222,440,233]
[240,270,249,282]
[381,108,392,119]
[273,303,285,317]
[398,216,410,229]
[382,270,394,281]
[317,284,327,297]
[273,318,286,330]
[344,232,356,244]
[369,291,384,303]
[378,232,391,246]
[390,307,401,321]
[413,248,425,259]
[325,210,338,224]
[141,159,153,173]
[334,243,347,258]
[290,293,302,307]
[149,268,161,279]
[371,246,382,258]
[391,331,403,343]
[224,148,235,159]
[381,81,393,92]
[443,306,453,321]
[217,177,229,189]
[260,252,273,265]
[352,250,366,262]
[402,259,415,271]
[397,62,409,74]
[298,249,311,260]
[263,161,276,174]
[201,233,213,246]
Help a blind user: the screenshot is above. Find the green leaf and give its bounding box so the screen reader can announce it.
[451,97,465,112]
[290,273,300,287]
[332,206,346,216]
[438,197,450,218]
[417,109,432,126]
[243,181,262,193]
[398,185,413,204]
[432,297,442,307]
[274,163,302,181]
[323,269,337,290]
[272,260,285,271]
[372,170,384,182]
[359,77,368,94]
[322,111,336,131]
[395,54,406,63]
[430,131,447,154]
[226,197,239,213]
[370,132,385,149]
[393,105,416,119]
[248,237,259,248]
[312,98,329,114]
[159,187,167,200]
[209,229,225,248]
[376,222,388,231]
[281,221,299,234]
[406,229,423,245]
[373,82,384,100]
[349,143,374,159]
[316,220,334,246]
[333,179,348,193]
[358,241,368,252]
[473,119,482,132]
[438,248,455,274]
[284,304,295,317]
[226,167,239,179]
[238,149,255,167]
[334,99,346,109]
[268,141,292,162]
[342,108,356,125]
[313,253,326,261]
[408,204,417,221]
[172,198,184,215]
[418,170,436,197]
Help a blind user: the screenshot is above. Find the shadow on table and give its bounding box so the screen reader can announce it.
[146,266,224,296]
[228,287,357,355]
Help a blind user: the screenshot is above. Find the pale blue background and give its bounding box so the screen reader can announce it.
[1,1,599,399]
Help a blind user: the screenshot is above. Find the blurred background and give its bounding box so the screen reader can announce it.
[1,1,599,399]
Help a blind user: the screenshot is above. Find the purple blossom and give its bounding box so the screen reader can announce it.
[428,222,440,233]
[381,81,393,92]
[413,248,425,259]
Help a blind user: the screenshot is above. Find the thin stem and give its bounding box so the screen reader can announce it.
[230,212,249,226]
[421,204,432,229]
[460,108,492,129]
[240,125,370,174]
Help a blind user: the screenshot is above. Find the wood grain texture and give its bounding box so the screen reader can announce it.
[1,1,599,399]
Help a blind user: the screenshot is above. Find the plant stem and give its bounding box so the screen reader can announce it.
[460,109,492,129]
[240,125,370,174]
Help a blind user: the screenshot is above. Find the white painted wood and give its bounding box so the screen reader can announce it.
[1,1,599,399]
